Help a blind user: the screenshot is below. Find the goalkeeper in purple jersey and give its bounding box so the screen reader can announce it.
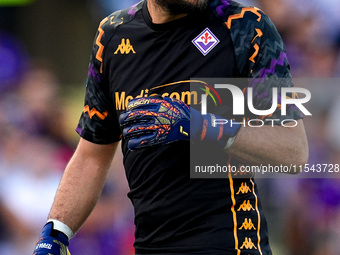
[33,0,308,254]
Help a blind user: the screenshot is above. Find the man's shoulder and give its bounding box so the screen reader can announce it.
[209,0,267,29]
[97,1,144,38]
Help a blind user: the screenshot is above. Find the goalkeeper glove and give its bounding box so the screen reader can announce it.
[33,221,71,255]
[119,96,241,150]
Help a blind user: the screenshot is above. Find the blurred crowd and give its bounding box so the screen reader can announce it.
[0,1,136,255]
[0,0,339,255]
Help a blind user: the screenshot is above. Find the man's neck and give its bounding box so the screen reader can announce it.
[147,0,187,24]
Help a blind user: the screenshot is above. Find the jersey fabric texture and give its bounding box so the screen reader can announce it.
[76,0,302,254]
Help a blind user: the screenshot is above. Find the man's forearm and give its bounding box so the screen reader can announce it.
[48,139,118,234]
[227,119,308,170]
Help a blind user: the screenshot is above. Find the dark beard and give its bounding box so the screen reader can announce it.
[154,0,209,15]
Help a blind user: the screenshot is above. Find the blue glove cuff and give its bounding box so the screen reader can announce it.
[41,222,69,245]
[33,222,69,255]
[190,107,241,147]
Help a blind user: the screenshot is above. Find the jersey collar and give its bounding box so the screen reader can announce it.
[142,0,204,31]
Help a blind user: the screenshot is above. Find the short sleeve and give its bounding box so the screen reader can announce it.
[228,6,303,122]
[76,17,121,144]
[247,12,303,122]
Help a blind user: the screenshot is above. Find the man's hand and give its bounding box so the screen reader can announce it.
[33,222,70,255]
[119,96,191,150]
[119,96,241,150]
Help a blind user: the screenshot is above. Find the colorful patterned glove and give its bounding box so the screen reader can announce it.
[119,96,241,150]
[33,222,70,255]
[119,96,191,150]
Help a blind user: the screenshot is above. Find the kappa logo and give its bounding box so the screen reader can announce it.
[192,28,220,56]
[240,237,257,250]
[239,218,256,230]
[114,38,136,54]
[237,200,255,212]
[236,182,252,195]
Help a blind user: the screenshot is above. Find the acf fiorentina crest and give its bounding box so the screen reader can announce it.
[192,28,220,56]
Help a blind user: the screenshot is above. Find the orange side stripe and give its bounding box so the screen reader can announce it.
[250,179,263,255]
[229,171,241,255]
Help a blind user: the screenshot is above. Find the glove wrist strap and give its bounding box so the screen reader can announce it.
[47,219,74,240]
